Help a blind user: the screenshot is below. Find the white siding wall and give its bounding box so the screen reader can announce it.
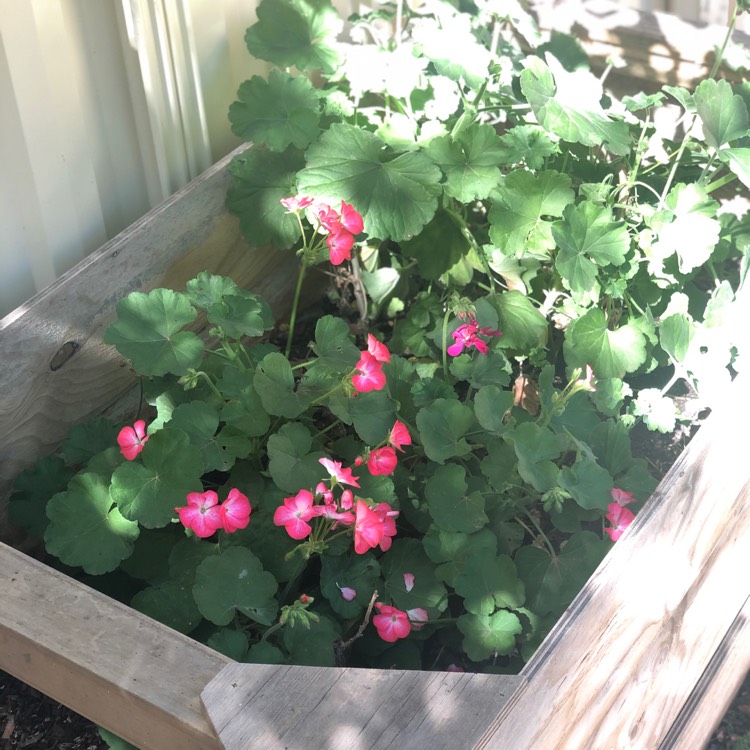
[0,0,744,320]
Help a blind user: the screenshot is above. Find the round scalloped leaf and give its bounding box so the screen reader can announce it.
[267,422,326,493]
[62,417,119,466]
[227,147,306,248]
[297,123,441,242]
[103,289,203,376]
[694,78,749,151]
[254,352,311,418]
[504,422,565,493]
[283,613,340,666]
[110,429,204,528]
[320,551,381,618]
[381,538,447,614]
[207,629,250,661]
[193,546,278,626]
[416,399,475,464]
[558,455,614,511]
[311,315,360,371]
[425,463,489,534]
[44,473,139,575]
[131,580,202,634]
[454,548,524,616]
[245,0,343,74]
[457,610,523,661]
[564,308,647,379]
[230,70,320,151]
[422,526,497,587]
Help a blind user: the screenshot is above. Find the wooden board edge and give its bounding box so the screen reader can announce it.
[658,595,750,750]
[1,543,230,750]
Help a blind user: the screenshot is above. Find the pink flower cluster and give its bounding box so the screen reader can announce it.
[604,487,636,541]
[352,334,391,393]
[273,421,412,554]
[117,420,149,460]
[280,195,364,265]
[447,315,502,357]
[373,603,429,642]
[175,488,251,538]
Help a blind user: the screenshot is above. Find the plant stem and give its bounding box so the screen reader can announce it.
[442,309,451,381]
[285,261,308,359]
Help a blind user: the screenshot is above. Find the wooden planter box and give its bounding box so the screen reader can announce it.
[2,3,750,748]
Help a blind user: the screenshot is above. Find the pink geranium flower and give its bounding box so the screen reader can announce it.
[117,420,149,460]
[340,201,364,234]
[447,317,502,357]
[389,420,412,452]
[273,489,315,540]
[611,487,635,505]
[575,364,597,392]
[367,446,398,476]
[366,334,391,363]
[337,584,357,601]
[219,488,252,533]
[327,228,355,265]
[175,491,223,538]
[280,195,314,212]
[374,502,398,551]
[319,457,360,488]
[352,351,386,393]
[604,501,635,542]
[407,608,429,630]
[373,603,411,642]
[403,573,415,592]
[312,503,355,526]
[353,500,384,554]
[340,489,354,510]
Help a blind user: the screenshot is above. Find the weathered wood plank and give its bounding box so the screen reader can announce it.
[660,595,750,749]
[474,372,750,749]
[202,661,523,750]
[534,0,750,89]
[0,542,229,750]
[0,146,303,543]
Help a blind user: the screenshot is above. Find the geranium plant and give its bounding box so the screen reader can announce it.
[9,0,750,677]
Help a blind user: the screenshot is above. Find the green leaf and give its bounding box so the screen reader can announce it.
[450,351,511,389]
[454,548,524,615]
[227,147,306,248]
[99,729,139,750]
[564,308,647,379]
[515,531,608,615]
[400,208,471,282]
[254,352,311,418]
[694,78,749,150]
[103,289,203,376]
[425,123,505,201]
[489,170,574,258]
[558,455,614,511]
[297,123,442,241]
[207,629,250,661]
[45,473,139,575]
[169,401,233,473]
[193,546,278,626]
[131,580,202,634]
[184,272,239,309]
[498,124,559,170]
[416,399,475,463]
[425,463,489,533]
[631,388,677,433]
[457,611,523,661]
[721,148,750,190]
[284,614,340,666]
[229,70,320,150]
[650,183,720,273]
[504,422,565,492]
[246,641,286,664]
[349,389,397,445]
[361,267,400,304]
[267,422,326,493]
[9,456,75,538]
[244,0,343,74]
[490,290,548,351]
[553,201,630,296]
[660,313,695,363]
[520,55,630,155]
[412,13,491,87]
[311,315,360,370]
[381,538,448,613]
[110,429,203,528]
[205,291,274,340]
[219,365,271,437]
[320,552,381,618]
[62,417,118,465]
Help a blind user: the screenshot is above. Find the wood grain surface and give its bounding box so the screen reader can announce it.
[0,543,229,750]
